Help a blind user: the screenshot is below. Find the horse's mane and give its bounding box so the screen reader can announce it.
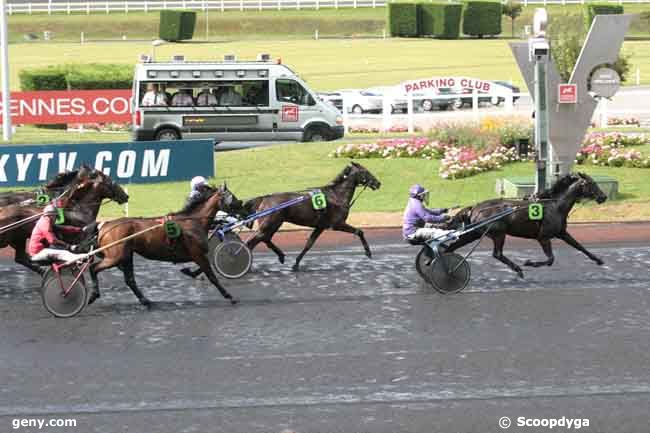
[172,187,218,215]
[531,173,579,199]
[326,165,353,187]
[46,169,80,189]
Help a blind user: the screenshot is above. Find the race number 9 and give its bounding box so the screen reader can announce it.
[311,192,327,210]
[528,203,543,220]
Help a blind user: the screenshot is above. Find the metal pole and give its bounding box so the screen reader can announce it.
[0,0,11,141]
[205,8,209,41]
[534,54,549,193]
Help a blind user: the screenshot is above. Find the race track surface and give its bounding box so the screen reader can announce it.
[1,232,649,433]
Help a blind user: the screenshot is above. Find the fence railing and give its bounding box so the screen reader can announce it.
[4,0,649,14]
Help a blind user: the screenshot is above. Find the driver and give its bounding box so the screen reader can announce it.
[403,184,455,242]
[29,204,88,263]
[188,176,211,202]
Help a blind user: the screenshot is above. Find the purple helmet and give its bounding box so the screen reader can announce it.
[409,184,426,198]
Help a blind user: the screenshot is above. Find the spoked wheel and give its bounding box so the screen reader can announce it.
[208,232,241,275]
[427,252,471,295]
[213,239,253,279]
[41,267,87,318]
[415,247,433,283]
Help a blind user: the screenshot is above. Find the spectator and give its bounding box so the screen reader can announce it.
[245,86,265,105]
[219,85,243,106]
[171,88,195,107]
[159,84,172,104]
[141,83,167,106]
[196,88,218,106]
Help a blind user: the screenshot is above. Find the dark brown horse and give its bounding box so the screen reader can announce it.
[243,162,381,271]
[0,170,81,207]
[443,172,607,278]
[89,184,243,306]
[0,166,128,274]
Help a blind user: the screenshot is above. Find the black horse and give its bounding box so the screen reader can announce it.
[0,170,81,207]
[244,162,381,271]
[444,172,607,278]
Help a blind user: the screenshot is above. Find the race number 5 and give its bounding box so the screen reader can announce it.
[528,203,543,220]
[311,192,327,210]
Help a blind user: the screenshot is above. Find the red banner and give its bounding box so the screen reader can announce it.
[0,89,132,124]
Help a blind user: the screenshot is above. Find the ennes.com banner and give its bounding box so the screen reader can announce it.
[0,90,132,124]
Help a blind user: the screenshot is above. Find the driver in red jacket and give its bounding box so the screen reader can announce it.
[29,204,87,264]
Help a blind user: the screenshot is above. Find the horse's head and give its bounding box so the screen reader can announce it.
[574,172,607,204]
[346,162,381,190]
[216,182,244,215]
[75,168,129,205]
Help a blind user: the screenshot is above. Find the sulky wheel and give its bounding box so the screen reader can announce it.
[427,252,471,295]
[41,267,88,318]
[208,232,241,274]
[415,247,434,283]
[213,239,253,279]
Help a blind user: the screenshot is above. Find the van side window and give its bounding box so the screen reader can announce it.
[276,79,315,106]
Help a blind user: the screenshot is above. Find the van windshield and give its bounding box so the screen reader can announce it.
[138,80,269,107]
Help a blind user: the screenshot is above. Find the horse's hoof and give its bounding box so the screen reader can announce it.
[230,298,239,305]
[365,251,372,259]
[595,258,604,266]
[140,298,153,308]
[278,255,285,265]
[516,270,525,279]
[87,291,100,305]
[180,268,197,279]
[291,264,300,272]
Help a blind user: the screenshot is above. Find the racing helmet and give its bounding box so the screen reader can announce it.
[409,184,429,203]
[190,176,207,191]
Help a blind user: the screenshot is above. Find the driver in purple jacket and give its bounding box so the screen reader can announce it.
[403,184,456,242]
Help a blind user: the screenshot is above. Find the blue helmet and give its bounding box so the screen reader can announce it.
[409,184,426,198]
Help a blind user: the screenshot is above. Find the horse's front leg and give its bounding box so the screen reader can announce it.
[557,231,604,265]
[332,223,372,259]
[524,238,555,267]
[87,266,101,305]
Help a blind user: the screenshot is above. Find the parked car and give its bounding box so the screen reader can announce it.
[459,81,521,108]
[317,89,383,114]
[367,86,462,113]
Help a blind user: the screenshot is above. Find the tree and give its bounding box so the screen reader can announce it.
[641,11,650,40]
[502,1,523,38]
[548,12,629,83]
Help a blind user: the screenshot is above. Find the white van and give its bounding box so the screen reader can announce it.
[132,54,344,142]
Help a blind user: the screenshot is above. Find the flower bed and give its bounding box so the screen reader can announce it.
[576,133,650,168]
[330,137,447,160]
[440,146,520,179]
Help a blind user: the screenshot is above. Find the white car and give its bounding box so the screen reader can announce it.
[368,86,460,113]
[317,89,383,114]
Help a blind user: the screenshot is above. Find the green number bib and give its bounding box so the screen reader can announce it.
[55,208,65,225]
[311,191,327,210]
[528,203,543,221]
[36,194,49,207]
[164,220,182,239]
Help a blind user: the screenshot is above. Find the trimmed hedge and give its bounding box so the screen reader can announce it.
[462,1,502,38]
[584,3,624,31]
[159,10,197,41]
[388,3,419,37]
[419,3,463,39]
[19,64,133,91]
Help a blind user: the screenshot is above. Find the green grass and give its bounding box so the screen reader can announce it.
[8,4,650,43]
[7,38,650,92]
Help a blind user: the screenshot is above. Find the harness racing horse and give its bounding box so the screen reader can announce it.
[443,172,607,278]
[243,162,381,271]
[0,170,82,207]
[88,184,243,307]
[0,167,128,274]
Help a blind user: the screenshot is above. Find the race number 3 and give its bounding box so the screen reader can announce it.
[311,192,327,210]
[528,203,543,220]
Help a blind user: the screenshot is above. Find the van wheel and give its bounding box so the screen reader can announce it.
[421,99,434,111]
[155,128,180,141]
[451,98,463,110]
[303,126,327,142]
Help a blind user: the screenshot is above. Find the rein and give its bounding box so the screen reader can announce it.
[348,184,368,209]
